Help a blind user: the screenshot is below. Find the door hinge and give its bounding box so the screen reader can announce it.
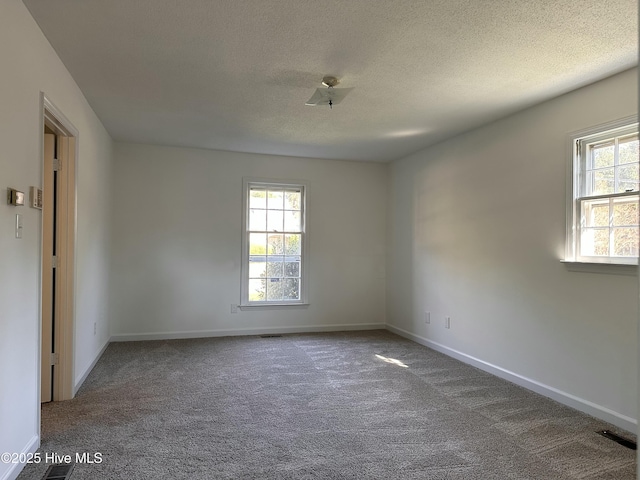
[50,352,59,366]
[52,255,57,268]
[53,158,61,172]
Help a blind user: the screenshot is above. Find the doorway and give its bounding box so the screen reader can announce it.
[40,94,77,403]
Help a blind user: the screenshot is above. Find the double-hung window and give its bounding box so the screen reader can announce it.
[241,180,307,305]
[567,117,639,266]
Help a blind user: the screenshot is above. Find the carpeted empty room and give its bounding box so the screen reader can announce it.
[17,331,636,479]
[3,2,638,480]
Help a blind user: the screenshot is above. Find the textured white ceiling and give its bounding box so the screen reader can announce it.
[23,0,638,162]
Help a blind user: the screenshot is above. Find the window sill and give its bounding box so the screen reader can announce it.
[239,303,310,311]
[561,260,638,276]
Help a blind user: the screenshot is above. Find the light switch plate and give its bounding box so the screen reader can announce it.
[16,214,23,238]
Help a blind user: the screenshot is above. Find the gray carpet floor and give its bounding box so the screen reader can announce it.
[18,330,636,479]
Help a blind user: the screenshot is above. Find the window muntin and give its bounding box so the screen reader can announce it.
[243,182,306,304]
[570,120,639,264]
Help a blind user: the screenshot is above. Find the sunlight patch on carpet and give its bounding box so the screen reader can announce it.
[375,354,408,368]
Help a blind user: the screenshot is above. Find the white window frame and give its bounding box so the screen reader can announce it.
[240,178,309,307]
[565,115,639,273]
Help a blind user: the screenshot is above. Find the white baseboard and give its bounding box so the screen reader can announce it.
[74,339,110,394]
[110,323,386,342]
[0,434,39,480]
[385,324,637,434]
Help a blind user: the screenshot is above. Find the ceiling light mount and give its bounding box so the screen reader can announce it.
[321,76,340,88]
[306,75,352,109]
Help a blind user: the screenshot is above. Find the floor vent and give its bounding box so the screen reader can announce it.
[597,430,637,450]
[42,463,74,479]
[259,334,283,338]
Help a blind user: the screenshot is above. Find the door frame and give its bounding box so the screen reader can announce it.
[39,93,77,402]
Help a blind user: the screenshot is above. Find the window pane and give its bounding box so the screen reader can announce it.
[284,210,301,232]
[581,228,609,256]
[248,279,265,301]
[619,136,639,165]
[618,164,639,193]
[249,259,266,278]
[266,278,283,301]
[284,261,300,277]
[267,210,284,232]
[249,209,266,231]
[285,191,301,211]
[583,200,609,227]
[249,233,267,255]
[266,260,283,278]
[285,234,301,255]
[267,190,284,210]
[250,189,266,209]
[613,227,639,256]
[283,278,300,300]
[267,234,284,254]
[590,142,614,169]
[613,198,639,226]
[591,168,615,195]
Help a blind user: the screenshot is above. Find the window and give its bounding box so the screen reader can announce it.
[241,180,307,305]
[567,117,639,266]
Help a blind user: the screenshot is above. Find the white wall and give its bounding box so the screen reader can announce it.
[110,144,387,338]
[0,2,112,480]
[387,68,638,432]
[72,120,113,389]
